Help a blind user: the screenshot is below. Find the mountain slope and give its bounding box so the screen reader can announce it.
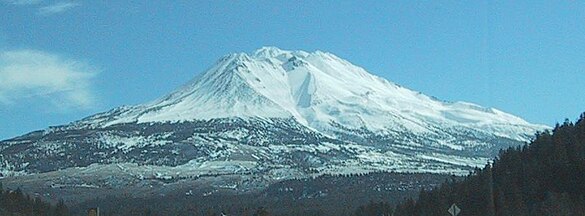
[81,47,545,141]
[0,47,548,179]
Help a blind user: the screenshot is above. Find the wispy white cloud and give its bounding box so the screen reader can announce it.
[0,49,98,109]
[38,1,80,15]
[3,0,81,16]
[2,0,42,5]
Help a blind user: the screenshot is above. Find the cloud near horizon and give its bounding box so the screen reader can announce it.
[3,0,42,5]
[0,49,98,110]
[3,0,80,16]
[38,1,80,15]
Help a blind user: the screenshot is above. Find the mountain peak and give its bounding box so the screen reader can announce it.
[81,47,548,142]
[253,46,287,58]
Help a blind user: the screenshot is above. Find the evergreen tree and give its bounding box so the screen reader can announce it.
[0,183,70,216]
[389,112,585,216]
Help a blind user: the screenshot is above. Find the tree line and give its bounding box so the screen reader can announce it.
[0,183,70,216]
[358,113,585,215]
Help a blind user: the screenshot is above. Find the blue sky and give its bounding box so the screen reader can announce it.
[1,1,584,140]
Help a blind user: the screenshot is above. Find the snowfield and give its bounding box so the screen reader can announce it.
[79,47,547,142]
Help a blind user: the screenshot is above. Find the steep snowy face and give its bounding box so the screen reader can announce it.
[84,47,546,142]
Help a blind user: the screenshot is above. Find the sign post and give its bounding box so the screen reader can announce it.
[88,207,99,216]
[448,204,461,216]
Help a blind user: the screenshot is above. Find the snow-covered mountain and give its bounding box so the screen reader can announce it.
[81,47,539,141]
[0,47,548,180]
